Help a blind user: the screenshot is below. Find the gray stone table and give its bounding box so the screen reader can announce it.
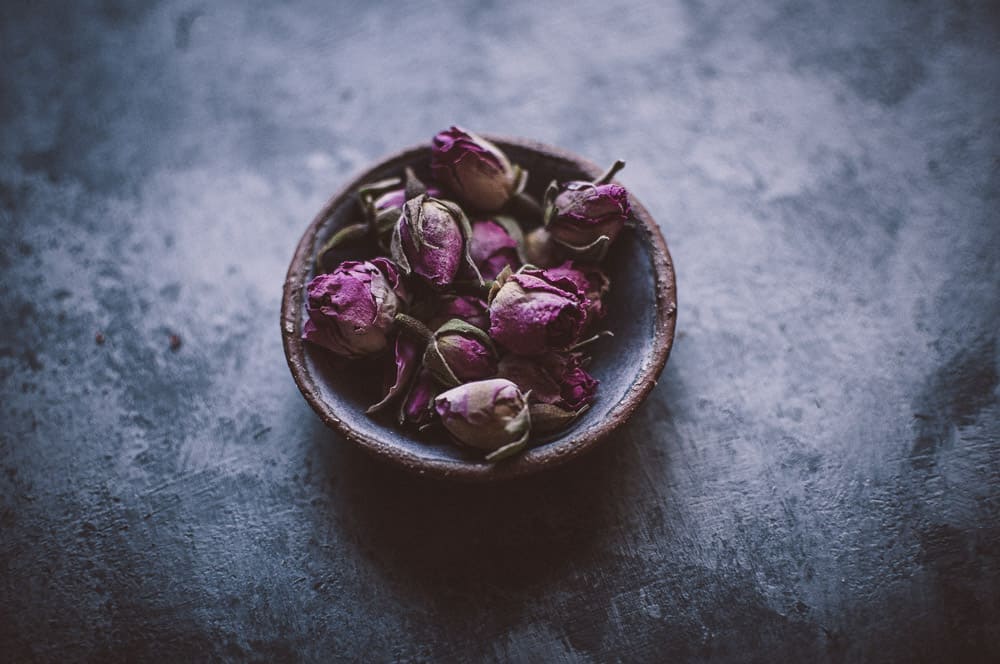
[1,1,998,661]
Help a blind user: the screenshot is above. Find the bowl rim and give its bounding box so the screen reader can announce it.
[281,134,677,481]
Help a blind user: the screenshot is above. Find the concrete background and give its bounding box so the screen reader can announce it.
[1,0,998,661]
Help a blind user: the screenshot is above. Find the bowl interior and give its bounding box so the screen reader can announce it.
[283,138,675,480]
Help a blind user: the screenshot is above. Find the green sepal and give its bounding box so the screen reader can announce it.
[357,177,403,225]
[493,214,528,264]
[485,396,532,462]
[529,403,589,435]
[422,341,460,388]
[389,198,420,275]
[315,222,370,272]
[423,319,497,388]
[511,164,529,197]
[504,191,544,225]
[438,198,485,288]
[393,313,434,344]
[541,180,560,228]
[486,264,514,304]
[404,167,428,201]
[484,436,527,462]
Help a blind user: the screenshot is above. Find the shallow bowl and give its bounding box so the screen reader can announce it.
[281,136,676,481]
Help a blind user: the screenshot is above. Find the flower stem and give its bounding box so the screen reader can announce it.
[595,160,626,185]
[568,330,614,352]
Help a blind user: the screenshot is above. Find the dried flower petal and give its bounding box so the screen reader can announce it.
[368,334,420,413]
[469,217,524,280]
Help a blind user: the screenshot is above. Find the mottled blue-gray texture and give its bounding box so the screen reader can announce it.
[1,0,998,662]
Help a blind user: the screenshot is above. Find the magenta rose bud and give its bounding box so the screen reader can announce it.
[427,294,490,331]
[498,352,598,411]
[400,368,437,427]
[469,217,524,280]
[488,269,587,356]
[537,261,610,329]
[424,319,498,387]
[302,258,406,358]
[543,160,630,260]
[431,126,527,211]
[434,378,532,460]
[390,194,481,289]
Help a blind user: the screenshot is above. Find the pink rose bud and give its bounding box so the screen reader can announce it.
[431,126,527,211]
[302,258,406,358]
[543,160,630,260]
[498,352,598,411]
[390,194,481,289]
[536,261,610,329]
[434,378,532,460]
[469,217,524,280]
[427,294,490,331]
[423,319,498,387]
[488,268,587,356]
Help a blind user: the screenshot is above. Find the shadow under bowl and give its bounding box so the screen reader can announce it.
[281,135,677,481]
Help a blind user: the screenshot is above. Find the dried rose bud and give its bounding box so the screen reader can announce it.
[431,126,527,211]
[543,160,630,260]
[498,352,598,411]
[523,226,559,268]
[536,261,610,329]
[400,368,437,427]
[368,334,419,413]
[424,319,498,387]
[434,378,532,460]
[488,268,587,356]
[469,217,524,280]
[302,258,406,358]
[427,294,489,331]
[390,194,481,289]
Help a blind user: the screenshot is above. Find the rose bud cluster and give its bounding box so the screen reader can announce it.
[301,126,633,461]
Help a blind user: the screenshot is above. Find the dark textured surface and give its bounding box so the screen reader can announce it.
[1,0,998,661]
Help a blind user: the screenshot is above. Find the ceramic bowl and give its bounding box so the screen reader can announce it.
[281,135,676,481]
